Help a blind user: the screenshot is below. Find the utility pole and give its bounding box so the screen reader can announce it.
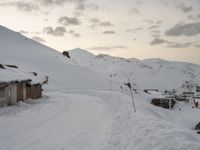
[169,99,171,111]
[126,78,136,113]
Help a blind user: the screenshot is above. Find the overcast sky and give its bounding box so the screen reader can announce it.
[0,0,200,64]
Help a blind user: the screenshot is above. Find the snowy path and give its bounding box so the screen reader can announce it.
[0,91,113,150]
[0,90,200,150]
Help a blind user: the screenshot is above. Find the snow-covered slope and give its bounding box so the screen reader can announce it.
[69,48,200,91]
[0,26,200,150]
[0,26,110,91]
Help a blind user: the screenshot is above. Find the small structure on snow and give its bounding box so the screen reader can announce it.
[0,64,47,107]
[151,98,176,109]
[26,83,42,99]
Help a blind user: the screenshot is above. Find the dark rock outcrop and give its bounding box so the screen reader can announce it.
[62,51,70,58]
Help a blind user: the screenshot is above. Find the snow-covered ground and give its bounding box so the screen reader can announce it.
[68,48,200,91]
[0,25,200,150]
[0,90,200,150]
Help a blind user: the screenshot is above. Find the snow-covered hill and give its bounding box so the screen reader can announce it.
[0,26,200,150]
[69,48,200,91]
[0,26,110,91]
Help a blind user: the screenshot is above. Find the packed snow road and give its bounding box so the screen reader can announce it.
[0,91,113,150]
[0,90,200,150]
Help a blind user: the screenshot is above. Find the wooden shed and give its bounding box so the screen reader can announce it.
[5,82,17,106]
[0,83,6,107]
[0,81,17,107]
[17,80,31,102]
[26,83,42,99]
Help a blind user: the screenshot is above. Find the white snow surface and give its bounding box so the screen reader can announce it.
[0,64,45,84]
[0,25,200,150]
[69,48,200,91]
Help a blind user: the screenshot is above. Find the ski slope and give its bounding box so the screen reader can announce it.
[0,25,200,150]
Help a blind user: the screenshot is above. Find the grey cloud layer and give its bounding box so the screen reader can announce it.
[127,27,143,33]
[1,1,39,12]
[43,26,66,36]
[129,7,140,15]
[99,21,115,27]
[165,22,200,36]
[176,2,193,13]
[89,18,115,29]
[150,38,195,48]
[103,31,115,34]
[1,0,98,13]
[167,42,193,48]
[58,16,81,26]
[150,38,166,45]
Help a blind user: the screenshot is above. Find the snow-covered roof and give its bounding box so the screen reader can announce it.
[0,64,46,85]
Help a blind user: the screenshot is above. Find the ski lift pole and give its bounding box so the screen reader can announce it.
[128,78,136,113]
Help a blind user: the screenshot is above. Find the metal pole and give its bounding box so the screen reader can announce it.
[128,78,136,113]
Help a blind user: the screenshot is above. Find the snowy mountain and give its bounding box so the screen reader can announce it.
[0,26,200,150]
[69,48,200,91]
[0,26,110,91]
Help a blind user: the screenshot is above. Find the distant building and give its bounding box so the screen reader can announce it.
[0,64,47,107]
[151,98,176,109]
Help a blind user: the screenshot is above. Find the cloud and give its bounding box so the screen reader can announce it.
[188,14,200,20]
[69,30,75,34]
[43,26,66,36]
[151,34,161,38]
[129,7,140,15]
[31,36,46,43]
[89,17,100,23]
[133,0,143,5]
[16,1,39,12]
[151,30,161,34]
[165,22,200,36]
[1,1,39,12]
[58,16,81,26]
[167,42,193,48]
[148,25,159,30]
[90,45,126,51]
[176,2,193,13]
[38,0,99,12]
[99,21,115,27]
[103,31,115,34]
[156,20,163,24]
[150,38,194,48]
[39,0,76,6]
[151,30,161,38]
[73,33,81,37]
[75,2,99,11]
[88,18,115,29]
[143,20,154,24]
[68,30,80,37]
[188,15,194,20]
[150,38,166,45]
[127,27,143,33]
[195,44,200,48]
